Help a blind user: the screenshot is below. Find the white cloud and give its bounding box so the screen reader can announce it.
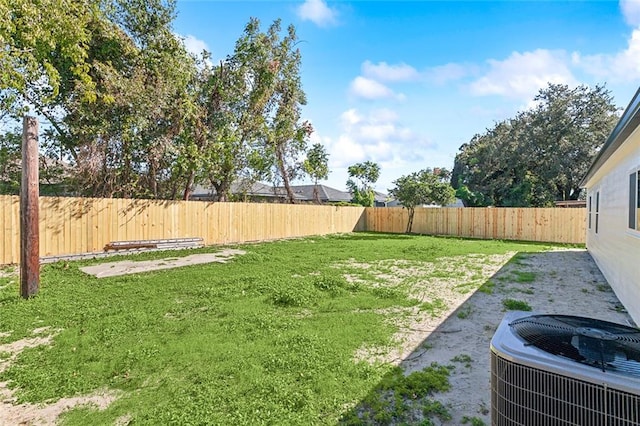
[573,28,640,83]
[361,60,420,82]
[468,49,577,100]
[297,0,338,27]
[349,76,405,100]
[621,0,640,26]
[182,34,210,57]
[425,63,472,85]
[179,34,213,68]
[329,108,433,169]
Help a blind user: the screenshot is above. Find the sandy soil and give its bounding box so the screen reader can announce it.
[393,249,635,425]
[79,249,246,278]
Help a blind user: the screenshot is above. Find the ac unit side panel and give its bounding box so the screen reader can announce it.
[492,351,626,425]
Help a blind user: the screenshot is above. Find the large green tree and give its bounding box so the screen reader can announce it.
[0,0,97,114]
[1,0,195,198]
[346,161,380,207]
[260,21,312,204]
[452,84,619,207]
[389,168,455,233]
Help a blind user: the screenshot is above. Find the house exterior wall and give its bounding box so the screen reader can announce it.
[584,125,640,324]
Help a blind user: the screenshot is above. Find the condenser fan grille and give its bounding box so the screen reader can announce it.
[510,315,640,375]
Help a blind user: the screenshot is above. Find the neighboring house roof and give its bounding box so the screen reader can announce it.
[191,180,395,204]
[289,184,352,202]
[191,180,302,200]
[581,87,640,187]
[373,191,389,203]
[554,200,587,208]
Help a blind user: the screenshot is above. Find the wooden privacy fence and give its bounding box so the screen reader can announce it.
[365,207,586,244]
[0,195,587,265]
[0,195,366,265]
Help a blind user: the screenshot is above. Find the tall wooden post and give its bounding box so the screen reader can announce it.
[20,116,39,298]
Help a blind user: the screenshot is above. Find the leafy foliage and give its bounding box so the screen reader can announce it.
[389,168,455,233]
[451,84,619,207]
[347,161,381,207]
[0,5,317,201]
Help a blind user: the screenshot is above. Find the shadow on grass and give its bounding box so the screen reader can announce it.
[346,232,417,241]
[338,249,631,426]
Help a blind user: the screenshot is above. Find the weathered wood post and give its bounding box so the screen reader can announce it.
[20,116,39,298]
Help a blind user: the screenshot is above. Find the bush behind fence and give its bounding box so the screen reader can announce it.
[0,195,585,265]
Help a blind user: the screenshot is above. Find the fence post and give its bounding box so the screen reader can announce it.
[20,116,39,298]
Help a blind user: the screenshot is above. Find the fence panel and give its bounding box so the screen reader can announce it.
[0,195,586,265]
[0,195,367,265]
[365,207,586,244]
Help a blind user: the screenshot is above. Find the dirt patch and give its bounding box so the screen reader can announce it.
[392,249,634,425]
[345,253,514,365]
[0,328,120,425]
[80,249,246,278]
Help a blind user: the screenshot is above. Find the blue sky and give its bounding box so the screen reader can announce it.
[174,0,640,194]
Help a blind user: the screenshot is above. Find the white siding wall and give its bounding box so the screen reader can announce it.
[585,127,640,324]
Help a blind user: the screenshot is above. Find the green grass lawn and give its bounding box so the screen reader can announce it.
[0,233,555,425]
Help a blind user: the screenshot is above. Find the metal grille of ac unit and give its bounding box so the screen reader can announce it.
[492,350,640,425]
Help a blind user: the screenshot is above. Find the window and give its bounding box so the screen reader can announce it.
[595,191,599,234]
[630,171,640,231]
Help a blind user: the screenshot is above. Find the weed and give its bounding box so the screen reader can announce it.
[340,363,451,425]
[478,280,495,294]
[420,298,448,318]
[596,284,610,292]
[457,304,473,319]
[511,270,536,283]
[451,354,473,368]
[581,288,590,294]
[462,415,486,426]
[502,298,532,311]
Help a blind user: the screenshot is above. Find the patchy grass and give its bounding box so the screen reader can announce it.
[339,363,452,425]
[451,354,473,369]
[456,304,473,319]
[511,270,536,283]
[462,415,487,426]
[0,233,550,424]
[502,298,533,311]
[420,298,448,318]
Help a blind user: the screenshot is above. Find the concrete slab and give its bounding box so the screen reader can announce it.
[80,249,246,278]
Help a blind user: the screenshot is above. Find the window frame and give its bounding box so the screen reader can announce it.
[630,169,640,232]
[595,191,600,234]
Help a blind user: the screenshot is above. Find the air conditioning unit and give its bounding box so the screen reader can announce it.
[491,311,640,425]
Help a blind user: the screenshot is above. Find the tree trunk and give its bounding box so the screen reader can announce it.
[406,208,415,234]
[313,180,320,204]
[276,146,296,204]
[212,181,230,202]
[183,171,195,201]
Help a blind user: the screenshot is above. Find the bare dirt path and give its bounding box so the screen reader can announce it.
[397,249,634,425]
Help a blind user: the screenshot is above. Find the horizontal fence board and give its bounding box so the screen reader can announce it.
[0,195,367,265]
[365,207,586,244]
